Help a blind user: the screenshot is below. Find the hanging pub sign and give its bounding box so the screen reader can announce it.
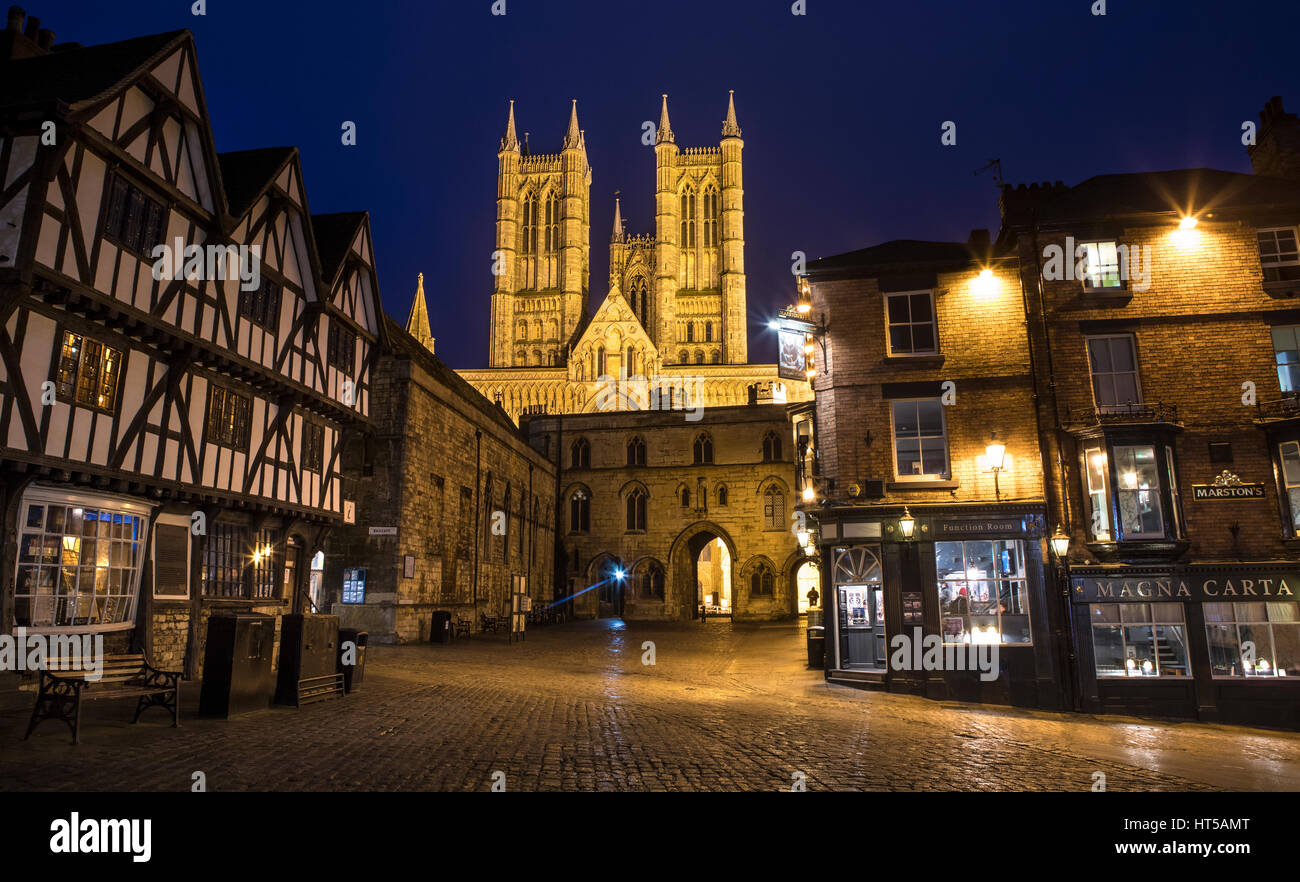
[774,308,817,381]
[1192,471,1264,500]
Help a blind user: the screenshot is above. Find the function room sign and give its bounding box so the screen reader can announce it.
[1192,470,1264,501]
[1072,571,1300,603]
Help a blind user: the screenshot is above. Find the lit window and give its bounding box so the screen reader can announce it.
[14,496,147,629]
[884,291,937,355]
[1258,227,1300,282]
[890,399,948,479]
[55,330,122,413]
[1091,603,1189,677]
[1084,446,1112,541]
[1281,441,1300,533]
[1079,240,1122,289]
[1272,325,1300,393]
[1086,334,1142,411]
[1205,602,1300,677]
[1114,445,1164,539]
[342,567,367,604]
[935,540,1032,645]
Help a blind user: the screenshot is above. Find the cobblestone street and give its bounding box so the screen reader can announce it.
[3,619,1298,792]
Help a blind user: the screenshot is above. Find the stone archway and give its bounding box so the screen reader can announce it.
[585,552,625,619]
[667,521,738,621]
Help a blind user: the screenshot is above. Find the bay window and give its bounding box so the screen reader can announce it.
[1079,437,1184,548]
[13,489,148,631]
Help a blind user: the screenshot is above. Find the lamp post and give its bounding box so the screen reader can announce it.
[1050,526,1081,711]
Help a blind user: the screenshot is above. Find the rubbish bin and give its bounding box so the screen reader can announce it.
[430,611,452,644]
[337,629,367,693]
[806,625,825,669]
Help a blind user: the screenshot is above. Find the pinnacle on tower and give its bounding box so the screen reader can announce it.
[562,99,582,150]
[500,99,519,152]
[656,93,675,144]
[407,272,435,354]
[722,90,742,138]
[612,193,624,242]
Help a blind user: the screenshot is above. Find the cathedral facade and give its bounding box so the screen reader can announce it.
[454,93,807,423]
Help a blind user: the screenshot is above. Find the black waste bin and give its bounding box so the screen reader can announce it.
[806,625,825,669]
[430,611,452,644]
[337,629,368,693]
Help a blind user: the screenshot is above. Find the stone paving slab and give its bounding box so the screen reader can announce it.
[1,619,1297,791]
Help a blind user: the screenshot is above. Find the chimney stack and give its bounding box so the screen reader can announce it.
[1248,96,1300,181]
[2,7,52,60]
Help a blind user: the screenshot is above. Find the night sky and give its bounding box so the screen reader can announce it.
[45,0,1300,367]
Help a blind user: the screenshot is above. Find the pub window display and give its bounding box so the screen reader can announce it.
[934,540,1031,644]
[14,497,146,630]
[1205,602,1300,677]
[1090,602,1190,677]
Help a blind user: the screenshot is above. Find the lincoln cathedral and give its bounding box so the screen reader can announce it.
[450,93,808,422]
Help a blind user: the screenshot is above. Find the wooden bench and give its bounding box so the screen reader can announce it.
[479,613,502,633]
[454,617,473,639]
[24,652,181,744]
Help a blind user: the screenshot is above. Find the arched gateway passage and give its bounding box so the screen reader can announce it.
[668,522,737,620]
[587,553,625,618]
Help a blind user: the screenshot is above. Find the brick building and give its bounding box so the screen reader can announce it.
[522,401,807,622]
[800,95,1300,728]
[801,237,1063,706]
[325,316,556,642]
[1002,97,1300,728]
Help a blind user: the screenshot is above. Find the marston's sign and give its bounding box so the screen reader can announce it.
[1072,573,1299,603]
[1192,484,1264,500]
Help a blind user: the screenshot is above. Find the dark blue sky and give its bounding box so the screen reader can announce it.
[46,0,1300,367]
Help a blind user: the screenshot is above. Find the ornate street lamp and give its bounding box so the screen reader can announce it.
[1050,527,1071,559]
[898,506,916,540]
[985,432,1007,501]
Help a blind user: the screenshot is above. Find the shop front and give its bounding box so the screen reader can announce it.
[819,504,1066,710]
[1070,565,1300,729]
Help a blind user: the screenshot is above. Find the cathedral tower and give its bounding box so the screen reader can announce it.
[489,100,592,368]
[650,93,747,365]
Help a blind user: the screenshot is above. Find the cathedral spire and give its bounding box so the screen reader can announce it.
[612,193,624,242]
[407,272,435,354]
[721,90,742,138]
[656,93,675,144]
[562,99,582,150]
[500,100,519,153]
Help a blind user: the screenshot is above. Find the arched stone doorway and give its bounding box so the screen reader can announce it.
[668,521,738,621]
[795,558,820,615]
[586,553,626,619]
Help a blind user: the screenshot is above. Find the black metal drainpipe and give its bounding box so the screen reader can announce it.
[473,429,482,610]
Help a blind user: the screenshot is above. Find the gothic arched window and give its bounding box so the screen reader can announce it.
[693,433,713,464]
[627,436,646,466]
[570,437,590,469]
[763,485,785,530]
[695,350,705,364]
[705,322,713,342]
[686,323,695,343]
[626,489,647,532]
[750,563,774,597]
[717,484,728,506]
[680,486,690,507]
[762,431,782,462]
[569,489,590,533]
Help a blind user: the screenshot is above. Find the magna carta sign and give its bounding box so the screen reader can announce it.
[1073,572,1299,603]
